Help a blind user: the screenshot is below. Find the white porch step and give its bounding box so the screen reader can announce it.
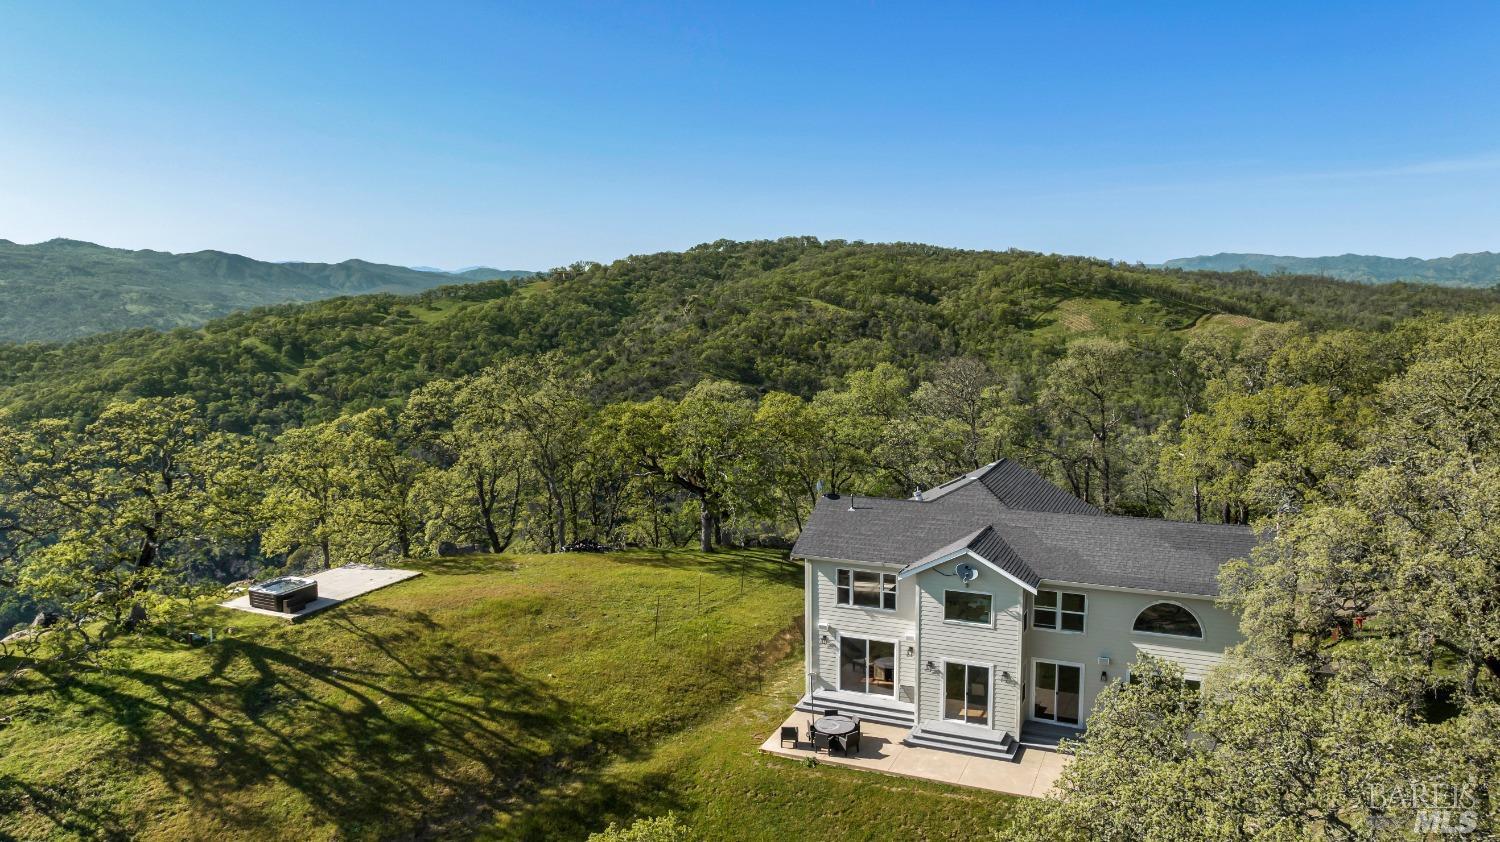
[905,722,1018,761]
[795,691,915,727]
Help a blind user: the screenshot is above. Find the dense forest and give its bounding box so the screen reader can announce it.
[4,237,1499,434]
[2,237,1498,836]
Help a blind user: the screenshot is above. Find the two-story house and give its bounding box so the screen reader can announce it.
[790,459,1257,760]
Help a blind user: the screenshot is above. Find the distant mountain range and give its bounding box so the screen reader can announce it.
[409,265,531,280]
[1162,252,1500,288]
[0,238,533,342]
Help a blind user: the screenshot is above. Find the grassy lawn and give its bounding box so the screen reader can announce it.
[0,549,1031,840]
[0,550,807,840]
[489,655,1028,841]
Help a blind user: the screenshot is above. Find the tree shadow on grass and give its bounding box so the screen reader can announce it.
[402,555,520,576]
[24,608,658,840]
[0,772,132,842]
[606,549,801,588]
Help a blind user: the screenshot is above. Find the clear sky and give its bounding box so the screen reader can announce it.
[2,2,1498,270]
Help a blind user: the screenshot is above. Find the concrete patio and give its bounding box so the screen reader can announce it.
[220,565,421,621]
[759,711,1069,798]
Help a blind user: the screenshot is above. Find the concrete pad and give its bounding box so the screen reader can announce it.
[959,754,1043,794]
[887,745,970,783]
[1029,749,1070,796]
[219,565,421,622]
[759,709,1070,798]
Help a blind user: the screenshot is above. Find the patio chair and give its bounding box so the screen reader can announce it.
[779,726,799,748]
[812,730,832,753]
[829,734,848,756]
[843,731,861,755]
[822,708,838,717]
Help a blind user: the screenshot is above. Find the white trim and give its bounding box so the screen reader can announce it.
[1129,600,1206,639]
[940,588,994,628]
[835,633,901,700]
[940,658,996,728]
[1031,588,1088,635]
[1029,657,1086,728]
[804,559,817,696]
[834,567,898,612]
[798,554,903,569]
[897,548,1038,595]
[1041,579,1217,601]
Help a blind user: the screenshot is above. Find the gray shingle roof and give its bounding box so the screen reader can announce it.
[990,509,1257,597]
[976,459,1103,515]
[791,461,1258,597]
[899,525,1043,591]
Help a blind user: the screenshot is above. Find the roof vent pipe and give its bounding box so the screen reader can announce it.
[913,488,924,501]
[847,495,857,512]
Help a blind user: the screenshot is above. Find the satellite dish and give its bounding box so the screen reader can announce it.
[955,563,978,584]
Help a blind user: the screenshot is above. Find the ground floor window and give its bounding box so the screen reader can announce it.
[943,661,990,725]
[839,636,896,696]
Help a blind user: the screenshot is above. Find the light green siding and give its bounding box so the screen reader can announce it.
[807,559,918,702]
[1021,584,1241,727]
[913,553,1025,736]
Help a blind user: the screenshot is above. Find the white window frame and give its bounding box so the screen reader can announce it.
[835,568,897,611]
[837,634,900,698]
[1130,600,1205,639]
[940,658,995,727]
[941,588,993,627]
[1029,657,1086,728]
[1031,588,1087,634]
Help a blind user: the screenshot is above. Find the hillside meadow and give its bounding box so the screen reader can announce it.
[0,549,1021,840]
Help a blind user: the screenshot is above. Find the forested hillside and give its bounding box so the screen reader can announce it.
[4,237,1497,434]
[4,237,1498,837]
[0,238,530,342]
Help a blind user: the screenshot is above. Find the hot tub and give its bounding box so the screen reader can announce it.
[248,577,319,613]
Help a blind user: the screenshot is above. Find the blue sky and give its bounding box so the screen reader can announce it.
[2,2,1498,269]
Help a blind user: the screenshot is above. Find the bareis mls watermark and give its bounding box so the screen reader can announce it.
[1367,780,1482,835]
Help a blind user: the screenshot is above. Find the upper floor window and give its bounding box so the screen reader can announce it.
[1133,602,1203,638]
[1033,589,1085,633]
[837,569,896,611]
[943,590,992,625]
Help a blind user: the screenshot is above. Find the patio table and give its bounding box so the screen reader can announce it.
[813,715,858,737]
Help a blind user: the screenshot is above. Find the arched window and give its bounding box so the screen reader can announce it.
[1132,602,1203,638]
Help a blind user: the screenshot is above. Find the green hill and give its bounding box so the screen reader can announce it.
[0,238,527,342]
[447,266,535,281]
[1162,251,1500,287]
[4,237,1498,434]
[0,549,1022,840]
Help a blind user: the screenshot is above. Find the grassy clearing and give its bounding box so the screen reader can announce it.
[0,550,805,840]
[409,299,465,324]
[1183,312,1272,338]
[489,655,1027,841]
[1036,295,1208,340]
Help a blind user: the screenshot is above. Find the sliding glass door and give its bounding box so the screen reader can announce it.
[838,637,896,696]
[1032,659,1082,725]
[943,662,990,725]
